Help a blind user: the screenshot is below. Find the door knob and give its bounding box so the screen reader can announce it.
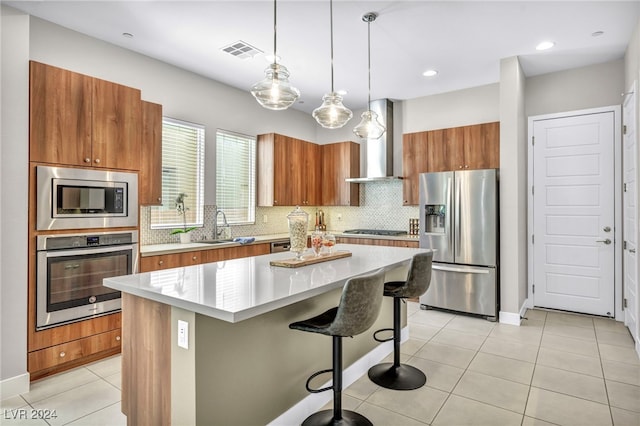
[603,226,611,232]
[596,238,612,245]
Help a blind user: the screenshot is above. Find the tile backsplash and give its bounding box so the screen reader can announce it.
[140,180,419,245]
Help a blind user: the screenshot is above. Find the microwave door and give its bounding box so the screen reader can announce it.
[419,171,454,263]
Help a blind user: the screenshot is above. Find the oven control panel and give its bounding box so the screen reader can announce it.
[37,231,138,251]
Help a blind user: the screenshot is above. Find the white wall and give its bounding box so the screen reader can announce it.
[526,60,625,117]
[0,5,30,395]
[499,57,528,323]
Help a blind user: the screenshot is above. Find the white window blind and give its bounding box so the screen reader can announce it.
[216,130,256,225]
[150,117,205,229]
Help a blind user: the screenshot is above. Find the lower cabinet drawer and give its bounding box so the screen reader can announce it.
[28,329,121,372]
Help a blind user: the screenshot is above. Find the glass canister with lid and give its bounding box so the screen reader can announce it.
[287,206,309,260]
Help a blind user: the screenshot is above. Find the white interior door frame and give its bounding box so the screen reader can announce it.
[527,105,623,320]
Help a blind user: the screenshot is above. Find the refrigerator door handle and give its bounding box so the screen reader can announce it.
[448,176,454,256]
[455,176,461,257]
[433,264,490,274]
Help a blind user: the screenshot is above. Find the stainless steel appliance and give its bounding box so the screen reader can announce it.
[419,169,499,319]
[36,231,139,330]
[270,239,291,253]
[37,165,138,230]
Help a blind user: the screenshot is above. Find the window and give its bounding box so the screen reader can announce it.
[150,118,205,229]
[216,130,256,225]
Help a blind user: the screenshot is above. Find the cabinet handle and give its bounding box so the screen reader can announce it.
[192,256,197,261]
[59,351,66,358]
[116,336,121,341]
[459,165,463,169]
[84,158,91,163]
[158,197,162,202]
[158,260,164,265]
[94,158,101,164]
[464,165,469,169]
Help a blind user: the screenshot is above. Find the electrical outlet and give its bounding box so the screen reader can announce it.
[178,320,189,349]
[263,214,268,223]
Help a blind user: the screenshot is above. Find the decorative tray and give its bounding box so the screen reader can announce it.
[269,250,352,268]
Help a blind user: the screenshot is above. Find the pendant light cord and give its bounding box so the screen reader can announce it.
[273,0,277,64]
[366,16,371,108]
[329,0,335,92]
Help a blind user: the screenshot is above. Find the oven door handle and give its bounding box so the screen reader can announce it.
[42,244,136,257]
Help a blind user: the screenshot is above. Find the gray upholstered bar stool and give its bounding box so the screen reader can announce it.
[368,251,433,390]
[289,270,386,426]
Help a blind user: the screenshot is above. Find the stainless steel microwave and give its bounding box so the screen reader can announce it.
[37,166,138,230]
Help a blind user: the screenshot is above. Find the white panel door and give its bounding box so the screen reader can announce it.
[623,83,638,344]
[533,112,615,316]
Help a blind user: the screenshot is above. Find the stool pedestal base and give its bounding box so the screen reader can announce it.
[302,409,373,426]
[368,362,427,390]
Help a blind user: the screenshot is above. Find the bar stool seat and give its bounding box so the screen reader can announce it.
[368,251,433,390]
[289,269,386,426]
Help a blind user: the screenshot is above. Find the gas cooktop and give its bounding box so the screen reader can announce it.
[342,229,408,236]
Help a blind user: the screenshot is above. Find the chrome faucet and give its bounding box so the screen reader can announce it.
[213,209,230,240]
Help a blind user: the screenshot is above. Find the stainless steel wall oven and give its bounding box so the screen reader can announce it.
[36,231,138,330]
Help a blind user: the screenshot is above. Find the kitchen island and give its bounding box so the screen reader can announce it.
[104,244,427,425]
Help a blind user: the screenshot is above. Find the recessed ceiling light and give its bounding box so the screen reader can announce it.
[536,41,555,51]
[122,32,133,39]
[591,31,604,37]
[422,69,438,77]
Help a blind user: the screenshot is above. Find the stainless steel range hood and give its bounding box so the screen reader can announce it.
[346,99,402,183]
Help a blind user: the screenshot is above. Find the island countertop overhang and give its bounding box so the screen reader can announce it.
[104,244,429,323]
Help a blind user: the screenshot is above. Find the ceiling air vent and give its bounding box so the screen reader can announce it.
[220,41,263,60]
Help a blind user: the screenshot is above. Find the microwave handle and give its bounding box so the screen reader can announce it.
[43,244,136,257]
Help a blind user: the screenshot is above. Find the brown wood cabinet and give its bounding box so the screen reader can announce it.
[321,142,360,206]
[28,329,121,377]
[257,133,321,206]
[29,61,141,171]
[337,237,419,248]
[140,243,271,272]
[139,101,163,205]
[402,122,500,205]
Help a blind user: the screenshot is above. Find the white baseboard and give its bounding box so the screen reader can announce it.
[499,311,522,326]
[0,372,30,400]
[519,299,529,319]
[268,327,408,426]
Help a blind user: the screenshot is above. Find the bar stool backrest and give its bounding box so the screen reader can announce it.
[327,269,385,337]
[402,252,434,298]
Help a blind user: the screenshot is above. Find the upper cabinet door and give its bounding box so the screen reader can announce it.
[402,132,429,205]
[30,61,92,166]
[463,122,500,170]
[321,142,360,206]
[139,101,163,205]
[91,78,141,170]
[29,61,142,171]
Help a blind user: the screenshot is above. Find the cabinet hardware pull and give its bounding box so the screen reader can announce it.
[84,158,91,163]
[158,260,164,265]
[59,351,66,358]
[158,197,162,202]
[116,336,121,341]
[192,256,197,260]
[94,158,101,164]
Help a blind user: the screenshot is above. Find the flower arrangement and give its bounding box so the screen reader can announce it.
[170,193,196,236]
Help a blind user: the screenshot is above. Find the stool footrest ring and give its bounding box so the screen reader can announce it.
[305,368,333,393]
[373,328,394,343]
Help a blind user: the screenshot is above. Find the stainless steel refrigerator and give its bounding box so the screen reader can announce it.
[419,169,499,320]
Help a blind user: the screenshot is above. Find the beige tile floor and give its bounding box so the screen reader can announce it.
[2,302,639,425]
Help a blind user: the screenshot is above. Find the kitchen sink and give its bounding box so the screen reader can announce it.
[199,239,235,244]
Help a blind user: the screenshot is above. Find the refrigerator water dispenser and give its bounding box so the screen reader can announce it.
[424,205,446,234]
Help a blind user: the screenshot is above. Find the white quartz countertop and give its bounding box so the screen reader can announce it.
[105,244,429,323]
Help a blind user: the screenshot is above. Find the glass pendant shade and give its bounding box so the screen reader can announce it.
[312,92,353,129]
[251,63,300,111]
[353,109,386,140]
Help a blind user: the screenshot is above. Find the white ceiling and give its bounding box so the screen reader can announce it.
[6,1,640,114]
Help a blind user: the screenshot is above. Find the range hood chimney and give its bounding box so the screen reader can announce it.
[346,99,402,183]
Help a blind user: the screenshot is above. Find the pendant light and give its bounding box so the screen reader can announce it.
[353,12,385,140]
[251,0,300,110]
[312,0,352,129]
